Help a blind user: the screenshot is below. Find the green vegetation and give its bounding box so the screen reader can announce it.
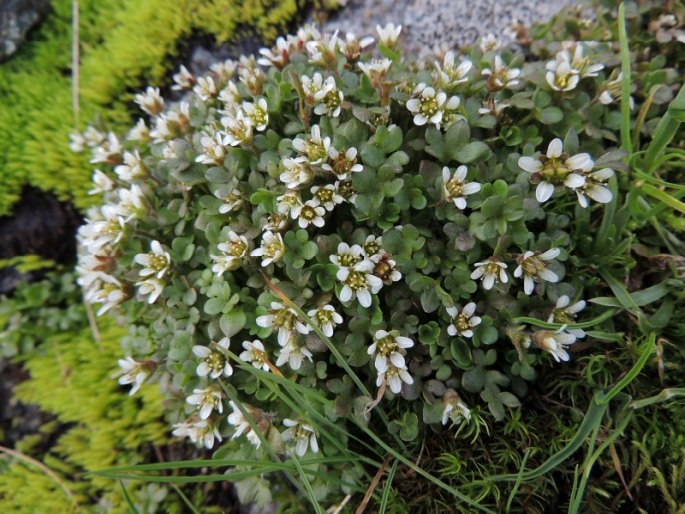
[1,0,685,513]
[0,0,333,216]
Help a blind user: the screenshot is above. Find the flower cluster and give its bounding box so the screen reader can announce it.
[73,18,632,504]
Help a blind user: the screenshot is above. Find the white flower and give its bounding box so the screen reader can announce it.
[276,190,302,216]
[89,169,115,195]
[292,125,330,165]
[238,63,265,96]
[256,302,310,345]
[532,327,578,362]
[79,214,126,253]
[90,132,122,164]
[312,76,343,118]
[116,356,153,395]
[306,32,339,66]
[227,401,263,448]
[84,273,126,315]
[310,184,343,211]
[192,338,232,379]
[556,43,604,78]
[282,419,319,456]
[263,213,288,232]
[518,138,590,203]
[307,305,343,337]
[258,36,291,68]
[368,330,414,373]
[358,58,392,84]
[322,146,363,180]
[376,362,413,394]
[339,32,374,61]
[221,111,253,147]
[215,182,246,213]
[292,200,326,229]
[280,156,314,189]
[239,340,270,371]
[376,23,401,47]
[479,34,501,53]
[546,60,579,92]
[211,59,238,82]
[549,295,586,338]
[331,243,384,307]
[134,240,171,279]
[212,231,249,275]
[442,166,481,209]
[434,52,472,89]
[575,168,614,207]
[137,277,165,304]
[598,73,629,106]
[219,80,242,112]
[193,75,217,102]
[127,118,150,142]
[441,389,471,426]
[187,386,224,420]
[371,253,402,285]
[478,99,511,116]
[115,150,148,181]
[471,257,508,291]
[82,126,106,147]
[134,86,164,116]
[69,131,87,153]
[251,230,286,266]
[406,83,448,127]
[362,235,383,262]
[196,132,227,165]
[149,102,190,142]
[172,419,222,450]
[446,302,481,338]
[172,65,195,91]
[330,242,365,269]
[514,249,561,295]
[276,335,313,371]
[242,98,269,131]
[481,55,520,90]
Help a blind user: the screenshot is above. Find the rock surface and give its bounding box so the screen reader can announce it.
[0,0,52,61]
[322,0,575,55]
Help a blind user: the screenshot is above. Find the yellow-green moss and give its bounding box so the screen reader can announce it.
[0,318,168,513]
[0,0,328,216]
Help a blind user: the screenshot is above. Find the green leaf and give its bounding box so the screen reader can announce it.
[538,106,563,125]
[220,310,246,337]
[454,141,491,163]
[444,120,470,151]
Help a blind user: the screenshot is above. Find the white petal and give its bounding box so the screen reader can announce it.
[524,275,534,295]
[564,173,585,189]
[586,185,613,204]
[592,167,614,181]
[539,269,559,283]
[518,157,542,173]
[462,302,476,316]
[358,289,372,308]
[566,153,593,172]
[547,138,563,158]
[536,181,555,203]
[483,273,495,290]
[540,248,560,260]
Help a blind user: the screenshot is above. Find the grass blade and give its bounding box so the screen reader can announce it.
[119,480,140,514]
[170,484,202,514]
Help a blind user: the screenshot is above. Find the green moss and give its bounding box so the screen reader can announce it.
[0,317,169,513]
[0,0,327,216]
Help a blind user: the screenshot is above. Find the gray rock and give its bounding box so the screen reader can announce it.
[0,0,52,61]
[322,0,575,56]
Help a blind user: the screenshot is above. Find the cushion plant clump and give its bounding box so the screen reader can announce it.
[73,7,685,511]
